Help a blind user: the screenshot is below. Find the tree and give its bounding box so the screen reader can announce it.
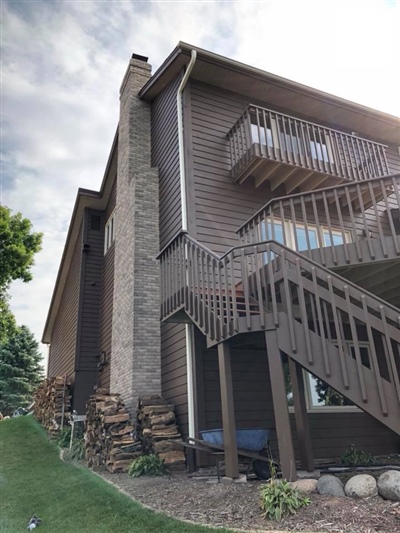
[0,205,43,290]
[0,326,44,415]
[0,296,17,344]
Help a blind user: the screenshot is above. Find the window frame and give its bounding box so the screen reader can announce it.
[104,210,115,255]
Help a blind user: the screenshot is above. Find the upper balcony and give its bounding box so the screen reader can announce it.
[227,105,390,192]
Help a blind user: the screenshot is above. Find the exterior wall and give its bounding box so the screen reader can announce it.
[111,58,161,415]
[98,180,117,390]
[199,334,399,460]
[48,222,82,378]
[151,74,182,249]
[188,80,400,255]
[161,323,188,437]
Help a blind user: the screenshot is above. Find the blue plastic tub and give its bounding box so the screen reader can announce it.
[200,428,271,452]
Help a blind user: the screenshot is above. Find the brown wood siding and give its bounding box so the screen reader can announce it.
[161,322,188,437]
[98,180,116,390]
[151,73,183,249]
[189,81,400,255]
[77,209,103,373]
[200,340,399,460]
[48,223,82,378]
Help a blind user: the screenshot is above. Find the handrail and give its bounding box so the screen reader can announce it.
[228,104,390,183]
[237,172,400,234]
[237,174,400,266]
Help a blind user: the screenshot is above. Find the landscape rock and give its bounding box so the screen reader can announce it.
[317,475,345,497]
[289,479,318,494]
[377,470,400,502]
[344,474,377,499]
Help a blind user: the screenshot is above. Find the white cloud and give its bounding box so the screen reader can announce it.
[2,0,399,370]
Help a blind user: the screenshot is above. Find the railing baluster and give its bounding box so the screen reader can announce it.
[344,187,363,262]
[333,188,350,263]
[311,193,326,266]
[281,249,297,353]
[295,258,313,365]
[381,182,400,255]
[254,248,265,329]
[344,285,368,402]
[356,183,375,259]
[322,191,338,265]
[327,276,349,389]
[311,267,330,376]
[367,181,387,258]
[379,305,400,403]
[361,295,388,415]
[266,244,279,326]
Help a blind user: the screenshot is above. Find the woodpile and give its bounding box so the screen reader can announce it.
[33,376,71,438]
[136,395,186,468]
[85,388,141,473]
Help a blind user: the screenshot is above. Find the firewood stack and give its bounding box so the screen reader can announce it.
[33,376,71,438]
[136,395,186,468]
[85,388,141,473]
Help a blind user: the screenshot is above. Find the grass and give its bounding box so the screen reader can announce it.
[0,417,234,533]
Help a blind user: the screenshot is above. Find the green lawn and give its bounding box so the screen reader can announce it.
[0,417,234,533]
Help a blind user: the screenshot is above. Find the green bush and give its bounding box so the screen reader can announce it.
[260,480,311,522]
[55,426,71,448]
[128,454,167,477]
[340,444,376,465]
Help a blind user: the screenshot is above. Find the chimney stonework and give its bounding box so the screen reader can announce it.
[110,58,161,415]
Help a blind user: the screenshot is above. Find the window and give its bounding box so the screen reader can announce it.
[104,211,115,254]
[259,218,350,252]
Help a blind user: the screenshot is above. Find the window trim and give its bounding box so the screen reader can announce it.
[104,210,115,255]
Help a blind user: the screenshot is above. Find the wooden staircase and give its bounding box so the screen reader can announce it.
[159,232,400,435]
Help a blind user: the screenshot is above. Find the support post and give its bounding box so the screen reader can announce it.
[218,341,239,479]
[265,331,297,481]
[289,359,314,472]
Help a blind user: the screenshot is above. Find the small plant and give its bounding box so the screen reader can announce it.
[64,439,85,462]
[128,454,167,477]
[55,426,71,448]
[260,480,311,522]
[340,444,376,466]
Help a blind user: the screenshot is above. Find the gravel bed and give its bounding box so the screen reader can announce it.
[98,469,400,532]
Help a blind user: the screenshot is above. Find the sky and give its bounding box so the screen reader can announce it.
[2,0,400,369]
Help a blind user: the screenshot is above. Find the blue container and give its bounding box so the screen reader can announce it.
[200,428,271,452]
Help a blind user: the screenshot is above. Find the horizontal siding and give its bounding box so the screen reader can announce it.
[200,337,399,460]
[48,223,82,378]
[152,74,182,249]
[161,322,188,437]
[190,81,400,255]
[99,180,116,391]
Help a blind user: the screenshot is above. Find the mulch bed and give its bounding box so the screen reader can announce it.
[98,469,400,533]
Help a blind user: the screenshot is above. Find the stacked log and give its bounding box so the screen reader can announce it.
[136,395,186,468]
[85,389,141,473]
[33,376,71,438]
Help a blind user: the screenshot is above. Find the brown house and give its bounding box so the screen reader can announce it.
[43,43,400,480]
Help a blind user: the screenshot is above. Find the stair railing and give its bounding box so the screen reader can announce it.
[159,234,400,417]
[238,173,400,266]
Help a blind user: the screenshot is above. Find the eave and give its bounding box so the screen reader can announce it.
[140,42,400,145]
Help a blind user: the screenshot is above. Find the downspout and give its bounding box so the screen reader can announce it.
[177,50,197,438]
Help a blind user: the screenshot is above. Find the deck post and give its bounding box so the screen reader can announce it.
[289,359,314,472]
[217,341,239,479]
[265,331,297,481]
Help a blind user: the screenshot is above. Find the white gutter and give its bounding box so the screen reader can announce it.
[177,50,197,439]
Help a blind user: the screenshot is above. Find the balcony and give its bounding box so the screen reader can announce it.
[228,105,390,192]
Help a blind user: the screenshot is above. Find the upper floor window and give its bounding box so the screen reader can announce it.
[104,211,115,254]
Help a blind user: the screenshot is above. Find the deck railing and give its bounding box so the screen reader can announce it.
[237,174,400,266]
[159,233,400,430]
[228,105,390,183]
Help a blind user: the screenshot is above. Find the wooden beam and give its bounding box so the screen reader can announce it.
[265,331,297,481]
[217,341,239,479]
[288,359,314,472]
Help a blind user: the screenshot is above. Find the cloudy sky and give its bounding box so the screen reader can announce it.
[2,0,399,368]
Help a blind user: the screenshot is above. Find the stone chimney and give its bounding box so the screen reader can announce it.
[110,55,161,415]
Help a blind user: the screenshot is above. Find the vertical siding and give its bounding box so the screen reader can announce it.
[152,73,182,249]
[200,336,399,460]
[98,180,117,390]
[161,322,188,437]
[48,223,82,378]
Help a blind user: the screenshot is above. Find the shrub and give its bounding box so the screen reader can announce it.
[340,444,376,466]
[260,479,311,522]
[64,439,85,462]
[128,454,167,477]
